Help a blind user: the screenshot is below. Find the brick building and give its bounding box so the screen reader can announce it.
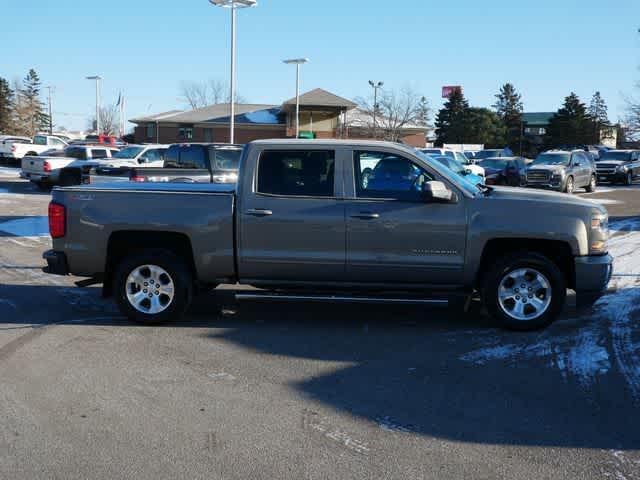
[130,88,428,147]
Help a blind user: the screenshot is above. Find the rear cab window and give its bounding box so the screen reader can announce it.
[164,145,208,169]
[257,150,335,197]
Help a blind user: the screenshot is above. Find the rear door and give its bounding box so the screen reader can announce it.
[238,147,346,282]
[344,149,468,285]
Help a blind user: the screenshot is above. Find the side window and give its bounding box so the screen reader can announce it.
[257,150,335,197]
[92,149,108,159]
[354,150,433,201]
[140,149,161,163]
[66,147,86,160]
[178,146,206,169]
[163,146,180,168]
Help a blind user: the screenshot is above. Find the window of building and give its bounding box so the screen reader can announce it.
[179,126,194,140]
[354,150,433,202]
[257,150,335,197]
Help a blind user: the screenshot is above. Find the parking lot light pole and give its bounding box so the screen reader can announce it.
[86,76,102,135]
[209,0,257,144]
[368,80,383,139]
[283,58,309,138]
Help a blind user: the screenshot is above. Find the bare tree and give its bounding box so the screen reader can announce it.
[87,103,119,135]
[179,79,246,109]
[625,81,640,140]
[355,86,430,141]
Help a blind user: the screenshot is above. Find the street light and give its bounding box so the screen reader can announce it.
[86,76,102,135]
[208,0,257,144]
[283,58,309,139]
[368,80,383,139]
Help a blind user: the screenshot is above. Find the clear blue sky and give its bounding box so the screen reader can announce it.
[2,0,639,132]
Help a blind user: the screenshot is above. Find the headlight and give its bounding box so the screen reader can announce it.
[590,210,609,253]
[616,165,628,173]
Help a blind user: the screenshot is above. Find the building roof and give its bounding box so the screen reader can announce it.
[282,88,357,109]
[522,112,555,126]
[130,104,281,125]
[129,110,184,123]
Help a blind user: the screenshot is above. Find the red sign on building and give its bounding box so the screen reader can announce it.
[442,86,463,98]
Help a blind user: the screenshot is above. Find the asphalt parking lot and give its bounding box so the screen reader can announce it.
[1,167,639,480]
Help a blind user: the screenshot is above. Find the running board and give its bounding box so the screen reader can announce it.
[234,292,448,306]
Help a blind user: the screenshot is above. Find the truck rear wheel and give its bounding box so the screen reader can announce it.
[481,252,566,331]
[113,250,193,324]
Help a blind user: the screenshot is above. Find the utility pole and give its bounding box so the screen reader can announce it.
[368,80,383,139]
[46,86,54,134]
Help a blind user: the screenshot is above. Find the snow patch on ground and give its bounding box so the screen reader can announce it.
[0,216,49,237]
[459,217,640,396]
[590,198,622,205]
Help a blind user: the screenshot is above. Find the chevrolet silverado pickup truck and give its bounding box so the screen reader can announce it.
[0,134,67,164]
[43,139,612,331]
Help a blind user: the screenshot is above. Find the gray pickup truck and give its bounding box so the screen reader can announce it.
[43,139,612,330]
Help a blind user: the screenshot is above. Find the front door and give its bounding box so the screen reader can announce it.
[238,148,345,282]
[345,150,467,286]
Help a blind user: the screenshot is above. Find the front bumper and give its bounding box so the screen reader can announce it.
[526,182,563,191]
[43,250,69,276]
[597,172,625,183]
[574,254,613,307]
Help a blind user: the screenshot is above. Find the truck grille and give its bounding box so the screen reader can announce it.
[596,164,617,174]
[527,170,550,183]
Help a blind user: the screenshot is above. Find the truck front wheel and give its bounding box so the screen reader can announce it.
[113,250,193,324]
[481,252,566,331]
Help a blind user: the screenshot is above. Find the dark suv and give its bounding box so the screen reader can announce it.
[595,150,640,185]
[526,150,597,194]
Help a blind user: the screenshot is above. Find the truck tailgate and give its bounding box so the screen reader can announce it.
[51,183,237,281]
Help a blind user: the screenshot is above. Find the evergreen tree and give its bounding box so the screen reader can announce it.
[465,107,506,147]
[435,89,469,145]
[0,77,14,134]
[546,92,595,147]
[492,83,523,150]
[587,91,609,144]
[18,69,49,136]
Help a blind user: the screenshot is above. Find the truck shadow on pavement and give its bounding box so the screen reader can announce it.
[1,283,638,449]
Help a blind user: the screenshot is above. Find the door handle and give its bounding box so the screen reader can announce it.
[350,212,380,220]
[245,208,273,217]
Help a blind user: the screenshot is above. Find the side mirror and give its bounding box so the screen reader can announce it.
[422,180,456,203]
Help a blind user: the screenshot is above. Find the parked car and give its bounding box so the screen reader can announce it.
[526,150,597,194]
[419,148,485,178]
[44,139,612,331]
[0,134,67,165]
[477,157,528,186]
[594,150,640,185]
[86,143,243,185]
[473,148,514,161]
[20,144,119,189]
[431,155,484,186]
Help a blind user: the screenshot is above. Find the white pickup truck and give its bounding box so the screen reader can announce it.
[0,134,68,164]
[21,144,120,189]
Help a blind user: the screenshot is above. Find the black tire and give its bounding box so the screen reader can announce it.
[113,249,193,325]
[625,171,633,186]
[564,176,574,194]
[585,174,596,193]
[481,252,566,331]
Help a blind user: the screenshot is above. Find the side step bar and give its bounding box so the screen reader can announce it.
[234,292,448,306]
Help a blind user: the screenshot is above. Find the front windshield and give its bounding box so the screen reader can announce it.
[415,151,480,194]
[474,150,501,160]
[478,159,509,169]
[531,153,570,166]
[112,146,144,159]
[598,151,632,161]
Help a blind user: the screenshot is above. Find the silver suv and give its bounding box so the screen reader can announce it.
[526,150,597,194]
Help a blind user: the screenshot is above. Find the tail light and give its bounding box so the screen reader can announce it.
[131,175,146,182]
[43,161,52,173]
[48,202,66,238]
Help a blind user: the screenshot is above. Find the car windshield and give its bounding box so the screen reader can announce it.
[112,147,144,159]
[531,153,570,166]
[415,151,481,195]
[478,159,509,169]
[598,151,632,161]
[474,150,501,159]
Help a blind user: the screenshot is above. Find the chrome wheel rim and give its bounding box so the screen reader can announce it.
[125,264,175,314]
[498,268,552,321]
[566,178,574,194]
